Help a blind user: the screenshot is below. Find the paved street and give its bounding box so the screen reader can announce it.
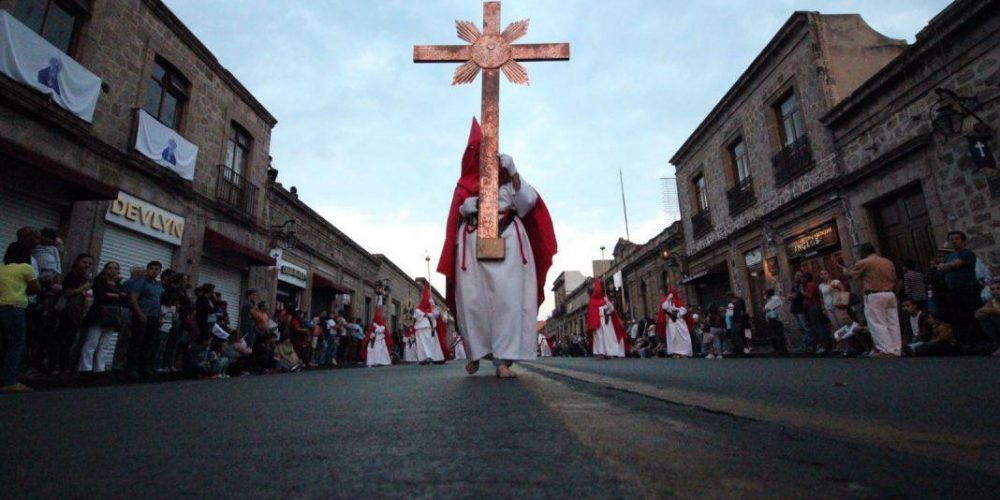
[2,359,999,498]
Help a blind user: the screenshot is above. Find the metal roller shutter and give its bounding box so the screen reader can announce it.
[0,187,64,249]
[99,224,175,275]
[199,258,244,328]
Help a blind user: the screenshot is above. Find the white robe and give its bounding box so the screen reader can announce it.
[413,308,445,362]
[455,178,540,362]
[662,295,693,357]
[592,302,625,357]
[538,333,552,357]
[365,326,392,367]
[403,335,418,363]
[453,338,467,360]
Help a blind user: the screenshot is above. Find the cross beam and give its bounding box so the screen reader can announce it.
[414,1,569,260]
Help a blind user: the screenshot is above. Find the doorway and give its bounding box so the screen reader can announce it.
[871,185,936,271]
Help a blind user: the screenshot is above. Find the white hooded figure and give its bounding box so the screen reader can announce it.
[364,309,392,367]
[538,332,553,357]
[413,283,446,364]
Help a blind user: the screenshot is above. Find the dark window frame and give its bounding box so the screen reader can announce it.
[143,56,191,130]
[12,0,86,56]
[224,122,252,178]
[692,173,709,212]
[775,91,806,146]
[728,136,750,183]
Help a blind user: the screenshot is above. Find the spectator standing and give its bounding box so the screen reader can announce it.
[818,270,837,329]
[974,279,1000,356]
[126,261,163,379]
[788,272,813,353]
[901,260,927,310]
[78,262,128,374]
[845,243,902,357]
[802,273,830,355]
[1,242,40,393]
[763,289,787,354]
[706,304,726,359]
[112,266,144,373]
[51,253,93,374]
[239,290,260,349]
[937,231,985,345]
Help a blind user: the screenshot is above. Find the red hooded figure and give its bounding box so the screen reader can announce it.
[418,282,450,360]
[361,308,392,362]
[436,118,558,317]
[586,280,629,355]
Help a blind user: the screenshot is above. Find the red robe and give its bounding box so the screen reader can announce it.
[586,281,630,354]
[436,118,558,323]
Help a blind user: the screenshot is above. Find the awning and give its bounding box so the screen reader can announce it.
[0,137,118,200]
[203,228,275,266]
[312,272,351,293]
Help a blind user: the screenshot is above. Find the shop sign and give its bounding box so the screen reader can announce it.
[744,249,763,268]
[105,191,184,245]
[787,224,839,259]
[278,261,308,288]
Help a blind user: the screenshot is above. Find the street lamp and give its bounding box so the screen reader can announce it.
[269,219,296,250]
[600,245,607,277]
[425,252,431,282]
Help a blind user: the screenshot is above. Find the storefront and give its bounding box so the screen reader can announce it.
[277,260,308,311]
[784,221,846,281]
[200,258,245,328]
[683,260,731,312]
[200,228,274,327]
[100,192,182,272]
[0,185,65,248]
[311,271,350,316]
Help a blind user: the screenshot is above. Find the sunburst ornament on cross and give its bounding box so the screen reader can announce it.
[414,1,569,260]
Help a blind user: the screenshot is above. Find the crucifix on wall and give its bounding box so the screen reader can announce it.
[414,1,569,260]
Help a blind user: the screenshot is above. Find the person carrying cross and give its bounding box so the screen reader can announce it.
[437,118,557,379]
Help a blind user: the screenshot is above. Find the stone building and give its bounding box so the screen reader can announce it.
[671,1,999,345]
[670,12,909,337]
[545,273,592,342]
[620,222,685,321]
[822,0,1000,274]
[0,0,426,328]
[0,0,278,323]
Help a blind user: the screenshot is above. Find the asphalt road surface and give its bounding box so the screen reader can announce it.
[1,357,998,499]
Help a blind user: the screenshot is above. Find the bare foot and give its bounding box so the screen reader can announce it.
[496,365,517,379]
[465,360,480,375]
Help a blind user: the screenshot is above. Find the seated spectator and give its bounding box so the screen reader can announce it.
[186,324,230,378]
[908,311,957,356]
[253,333,278,373]
[901,298,931,344]
[973,279,1000,357]
[222,331,254,375]
[276,334,303,372]
[831,315,874,357]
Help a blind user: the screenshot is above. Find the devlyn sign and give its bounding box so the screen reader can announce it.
[105,192,185,245]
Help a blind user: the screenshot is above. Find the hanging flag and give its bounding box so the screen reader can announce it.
[134,109,198,181]
[613,270,623,289]
[0,10,102,122]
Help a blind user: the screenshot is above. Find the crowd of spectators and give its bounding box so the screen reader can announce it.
[544,231,999,361]
[0,226,415,393]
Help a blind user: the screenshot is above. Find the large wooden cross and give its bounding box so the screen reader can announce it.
[414,1,569,260]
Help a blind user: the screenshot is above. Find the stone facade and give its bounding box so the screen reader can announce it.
[0,0,424,330]
[669,11,911,339]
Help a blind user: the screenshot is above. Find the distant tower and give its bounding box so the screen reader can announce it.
[660,177,680,224]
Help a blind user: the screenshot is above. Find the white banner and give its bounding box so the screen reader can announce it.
[613,270,623,289]
[0,10,102,122]
[134,109,197,181]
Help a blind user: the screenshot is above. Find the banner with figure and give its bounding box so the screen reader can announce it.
[0,10,102,122]
[134,109,197,181]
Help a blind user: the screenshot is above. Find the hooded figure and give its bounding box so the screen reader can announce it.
[412,282,447,364]
[586,280,627,358]
[362,308,392,367]
[656,286,694,358]
[437,118,557,378]
[402,325,418,363]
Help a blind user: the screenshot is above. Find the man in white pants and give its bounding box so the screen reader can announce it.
[845,243,901,357]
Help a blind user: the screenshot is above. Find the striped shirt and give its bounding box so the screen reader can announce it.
[903,270,927,302]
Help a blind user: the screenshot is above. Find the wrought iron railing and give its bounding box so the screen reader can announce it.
[215,164,259,222]
[772,134,815,186]
[692,209,712,238]
[726,176,756,216]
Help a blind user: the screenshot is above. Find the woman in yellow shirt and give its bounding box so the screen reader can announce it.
[1,243,40,393]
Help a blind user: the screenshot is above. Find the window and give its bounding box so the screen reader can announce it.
[693,174,709,211]
[225,123,252,177]
[13,0,81,54]
[776,92,805,145]
[729,137,750,182]
[143,57,190,130]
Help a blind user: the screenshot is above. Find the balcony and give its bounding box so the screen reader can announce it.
[691,209,712,238]
[772,134,815,186]
[215,164,259,223]
[726,176,756,216]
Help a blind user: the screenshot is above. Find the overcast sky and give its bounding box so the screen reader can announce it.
[164,0,951,317]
